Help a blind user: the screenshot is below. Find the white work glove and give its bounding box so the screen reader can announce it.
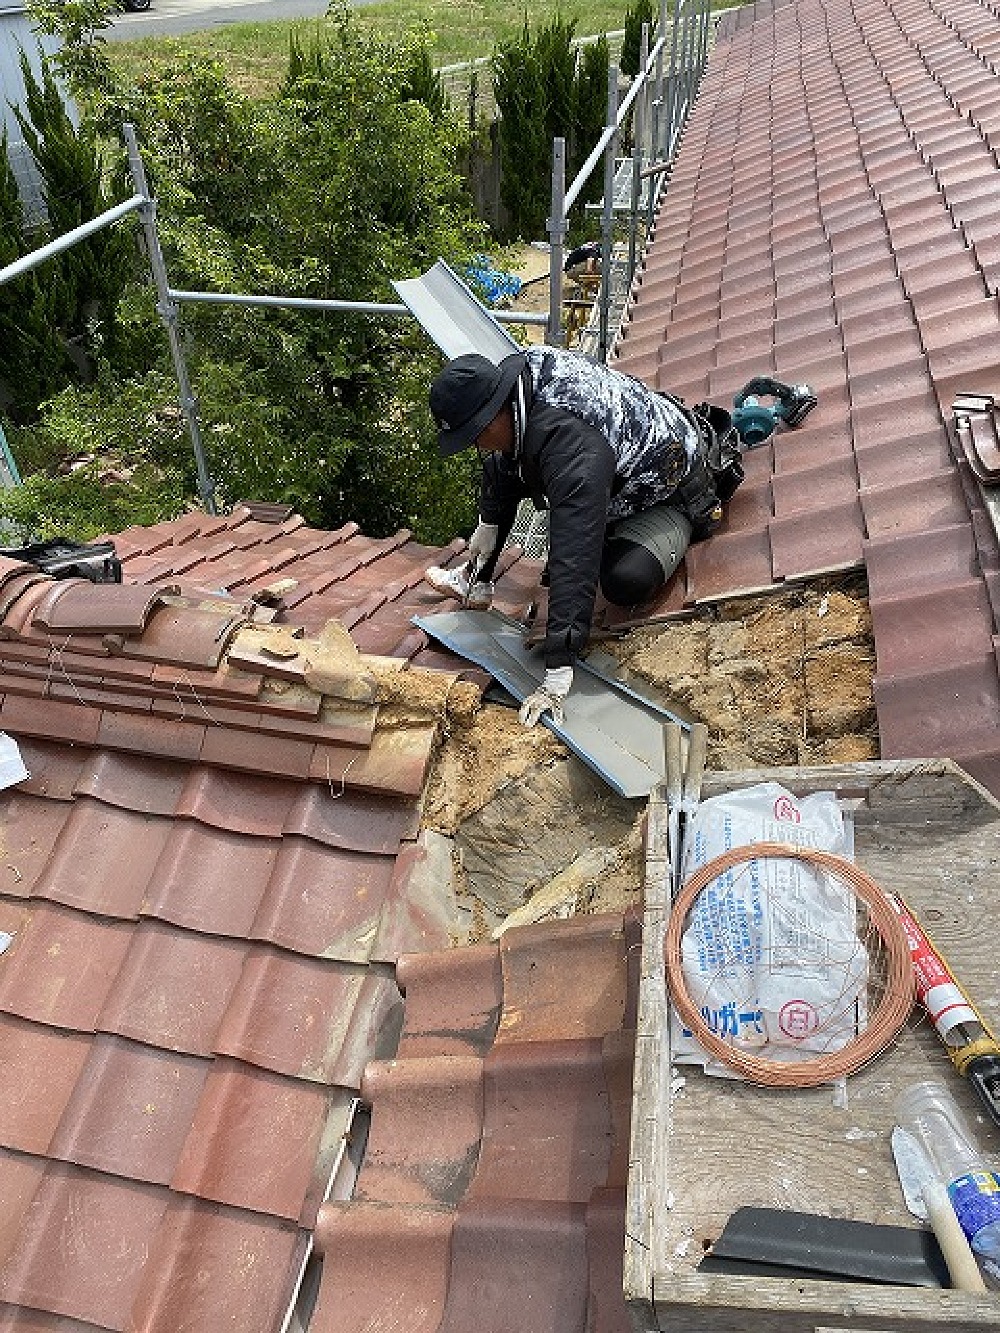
[467,519,498,574]
[519,665,574,728]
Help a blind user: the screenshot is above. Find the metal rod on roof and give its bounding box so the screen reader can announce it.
[547,136,567,346]
[598,65,619,365]
[122,122,217,516]
[168,287,549,326]
[627,24,650,293]
[647,0,669,227]
[664,0,684,157]
[563,37,663,215]
[0,195,145,288]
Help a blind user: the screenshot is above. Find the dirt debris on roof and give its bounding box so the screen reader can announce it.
[419,576,878,936]
[609,578,879,770]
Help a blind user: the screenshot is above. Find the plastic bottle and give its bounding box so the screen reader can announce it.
[895,1080,1000,1260]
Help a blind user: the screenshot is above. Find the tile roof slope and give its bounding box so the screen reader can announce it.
[108,502,539,676]
[308,912,638,1333]
[0,551,472,1330]
[613,0,1000,795]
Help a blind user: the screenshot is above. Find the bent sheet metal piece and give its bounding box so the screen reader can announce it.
[413,608,687,798]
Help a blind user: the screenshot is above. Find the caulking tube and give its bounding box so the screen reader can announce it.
[888,893,981,1046]
[888,891,1000,1128]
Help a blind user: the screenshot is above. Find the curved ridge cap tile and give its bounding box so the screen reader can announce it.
[496,912,628,1045]
[0,556,35,586]
[355,1053,484,1207]
[472,1038,614,1206]
[310,1201,453,1333]
[116,602,249,671]
[0,578,59,641]
[437,1198,589,1333]
[396,940,503,1059]
[32,582,172,636]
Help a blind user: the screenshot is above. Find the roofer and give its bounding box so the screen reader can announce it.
[423,345,745,727]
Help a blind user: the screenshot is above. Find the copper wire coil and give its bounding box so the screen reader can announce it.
[663,841,915,1087]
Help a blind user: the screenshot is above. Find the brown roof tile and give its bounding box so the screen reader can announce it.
[496,915,628,1045]
[0,1018,91,1156]
[212,948,400,1084]
[129,1198,307,1333]
[357,1054,484,1206]
[437,1199,589,1333]
[96,920,248,1056]
[608,0,1000,790]
[310,1201,453,1333]
[171,1059,351,1223]
[396,942,502,1059]
[47,1036,210,1185]
[470,1039,613,1204]
[0,520,472,1325]
[0,904,133,1031]
[0,1165,168,1328]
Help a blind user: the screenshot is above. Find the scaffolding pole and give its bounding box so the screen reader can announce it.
[122,123,217,515]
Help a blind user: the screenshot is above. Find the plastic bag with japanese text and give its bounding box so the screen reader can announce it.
[669,782,864,1078]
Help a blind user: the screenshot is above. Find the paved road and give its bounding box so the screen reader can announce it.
[109,0,352,41]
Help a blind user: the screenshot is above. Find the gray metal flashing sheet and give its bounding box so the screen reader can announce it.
[392,260,521,363]
[413,609,684,798]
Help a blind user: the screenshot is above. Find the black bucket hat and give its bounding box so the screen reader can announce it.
[430,352,526,456]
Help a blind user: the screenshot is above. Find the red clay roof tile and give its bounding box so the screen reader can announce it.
[437,1198,589,1333]
[96,920,248,1056]
[310,1201,453,1333]
[171,1059,351,1223]
[0,1018,91,1156]
[32,582,166,635]
[0,1164,168,1329]
[396,942,502,1059]
[357,1054,484,1206]
[248,838,393,962]
[47,1036,210,1185]
[496,915,628,1045]
[470,1039,613,1204]
[212,948,400,1085]
[0,904,133,1031]
[128,1198,307,1333]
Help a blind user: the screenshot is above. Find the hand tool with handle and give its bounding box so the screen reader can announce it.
[889,891,1000,1129]
[663,720,709,893]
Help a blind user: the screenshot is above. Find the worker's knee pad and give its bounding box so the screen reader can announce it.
[601,540,665,605]
[601,504,692,605]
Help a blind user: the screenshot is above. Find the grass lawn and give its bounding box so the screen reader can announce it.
[109,0,651,95]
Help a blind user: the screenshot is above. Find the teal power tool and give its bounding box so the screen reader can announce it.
[732,377,818,447]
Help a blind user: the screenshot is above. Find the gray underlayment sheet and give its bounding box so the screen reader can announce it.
[412,608,685,799]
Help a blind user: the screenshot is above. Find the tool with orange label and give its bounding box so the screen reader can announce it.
[889,892,1000,1129]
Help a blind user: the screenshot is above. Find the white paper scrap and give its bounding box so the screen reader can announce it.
[0,733,28,791]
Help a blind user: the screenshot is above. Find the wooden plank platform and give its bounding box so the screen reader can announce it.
[626,758,1000,1332]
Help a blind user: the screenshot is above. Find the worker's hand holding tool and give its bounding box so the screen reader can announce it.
[467,518,498,566]
[519,665,573,728]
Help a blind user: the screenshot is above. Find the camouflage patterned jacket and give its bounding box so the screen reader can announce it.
[480,345,699,667]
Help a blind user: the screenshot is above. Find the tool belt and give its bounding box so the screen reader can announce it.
[659,394,746,540]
